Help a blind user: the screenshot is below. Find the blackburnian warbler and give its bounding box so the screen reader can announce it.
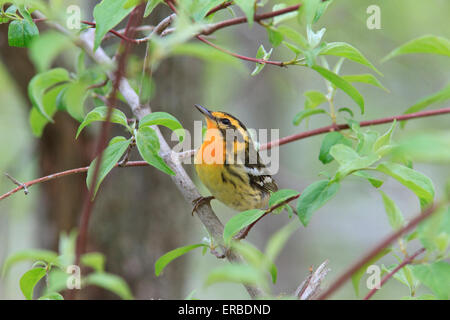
[193,105,278,214]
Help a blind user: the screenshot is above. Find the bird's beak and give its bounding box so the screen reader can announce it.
[195,104,215,120]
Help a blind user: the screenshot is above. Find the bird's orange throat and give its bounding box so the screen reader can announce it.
[196,130,226,165]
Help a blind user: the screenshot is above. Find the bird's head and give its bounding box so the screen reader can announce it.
[195,104,251,154]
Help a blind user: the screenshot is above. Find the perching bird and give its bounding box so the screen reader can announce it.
[193,104,278,214]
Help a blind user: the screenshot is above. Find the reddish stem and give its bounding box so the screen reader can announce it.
[196,35,285,66]
[0,162,149,201]
[363,247,426,300]
[75,5,145,268]
[201,4,302,35]
[206,1,233,17]
[2,107,449,202]
[317,204,439,300]
[261,106,450,150]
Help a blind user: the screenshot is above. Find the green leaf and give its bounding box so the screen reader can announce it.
[144,0,163,17]
[58,229,77,267]
[223,209,266,245]
[28,68,70,121]
[379,190,405,230]
[313,0,333,23]
[392,132,450,163]
[342,74,389,92]
[319,132,352,164]
[20,268,47,300]
[353,171,383,188]
[86,136,131,197]
[188,0,224,21]
[63,81,89,122]
[29,83,68,137]
[355,129,379,157]
[230,241,277,284]
[2,249,58,276]
[84,272,134,300]
[38,292,64,300]
[382,264,418,294]
[401,84,450,127]
[77,107,129,138]
[123,0,142,9]
[320,42,381,75]
[293,109,327,126]
[412,262,450,300]
[139,112,185,142]
[45,269,69,294]
[296,180,340,227]
[417,206,450,253]
[8,17,39,47]
[269,189,300,208]
[373,120,396,154]
[267,27,283,47]
[298,0,320,25]
[330,144,380,178]
[376,162,435,207]
[265,221,299,263]
[382,35,450,62]
[81,252,106,273]
[136,126,175,175]
[235,0,255,27]
[29,31,72,72]
[277,25,308,49]
[338,107,354,118]
[351,248,390,297]
[311,65,365,114]
[251,45,272,76]
[284,42,303,56]
[155,244,207,276]
[205,264,268,290]
[93,0,134,51]
[304,90,328,109]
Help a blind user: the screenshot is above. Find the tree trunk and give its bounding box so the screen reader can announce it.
[0,5,201,298]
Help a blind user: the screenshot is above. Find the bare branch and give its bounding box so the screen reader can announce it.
[4,173,29,195]
[295,260,330,300]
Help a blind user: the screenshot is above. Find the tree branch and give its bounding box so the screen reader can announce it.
[363,247,426,300]
[200,4,302,36]
[261,106,450,150]
[295,260,330,300]
[317,204,441,300]
[2,107,449,202]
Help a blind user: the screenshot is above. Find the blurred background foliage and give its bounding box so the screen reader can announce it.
[0,0,449,299]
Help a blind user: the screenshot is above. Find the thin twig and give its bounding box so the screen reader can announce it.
[261,106,450,150]
[363,247,426,300]
[75,4,146,268]
[4,173,29,195]
[196,35,286,66]
[235,193,301,240]
[200,4,302,36]
[317,204,441,300]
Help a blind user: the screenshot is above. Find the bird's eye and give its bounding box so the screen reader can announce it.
[220,118,231,125]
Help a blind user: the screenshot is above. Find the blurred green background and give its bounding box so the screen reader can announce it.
[0,0,449,299]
